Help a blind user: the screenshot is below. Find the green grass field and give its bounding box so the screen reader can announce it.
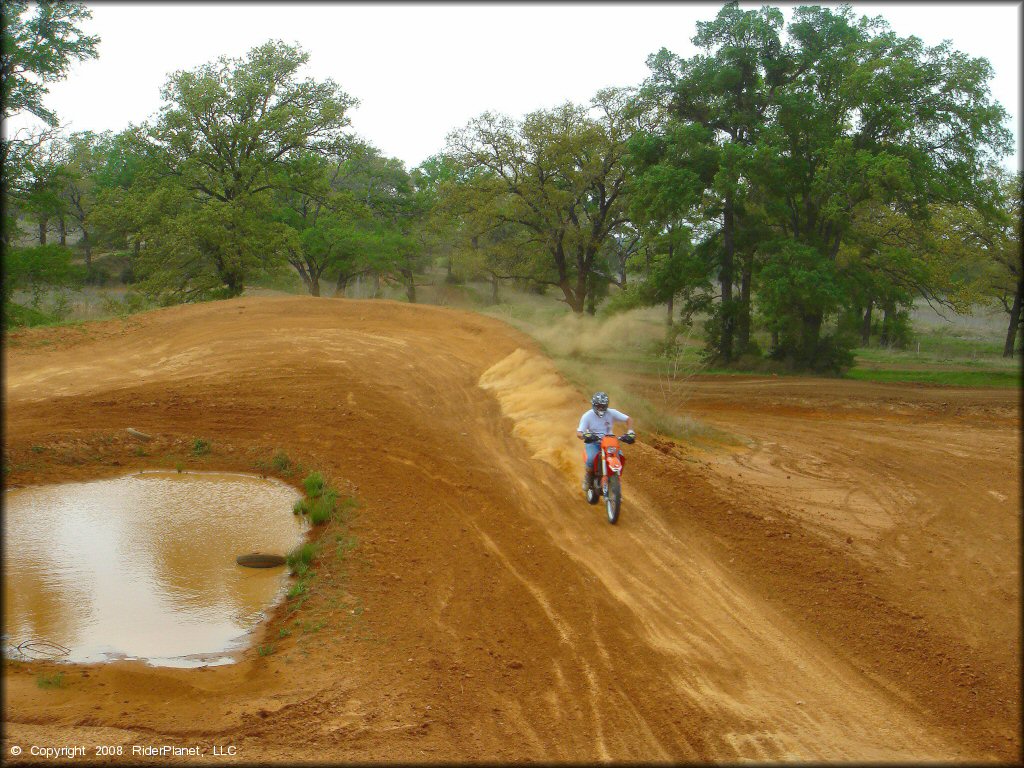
[845,368,1020,388]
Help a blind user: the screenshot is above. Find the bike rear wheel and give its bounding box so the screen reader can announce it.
[605,475,621,524]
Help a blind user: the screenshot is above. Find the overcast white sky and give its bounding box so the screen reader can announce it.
[8,1,1022,171]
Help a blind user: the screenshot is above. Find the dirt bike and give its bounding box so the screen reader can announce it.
[583,431,635,524]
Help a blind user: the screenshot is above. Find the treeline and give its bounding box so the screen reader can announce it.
[3,2,1021,365]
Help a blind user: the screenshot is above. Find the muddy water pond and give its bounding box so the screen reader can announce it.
[3,471,306,667]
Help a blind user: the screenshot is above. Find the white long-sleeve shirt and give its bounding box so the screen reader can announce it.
[577,408,630,438]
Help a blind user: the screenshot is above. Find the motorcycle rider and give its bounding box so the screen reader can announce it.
[577,392,635,491]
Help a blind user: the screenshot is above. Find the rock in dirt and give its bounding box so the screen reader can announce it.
[236,553,286,568]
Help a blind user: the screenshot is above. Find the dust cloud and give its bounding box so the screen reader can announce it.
[526,309,666,358]
[478,348,588,480]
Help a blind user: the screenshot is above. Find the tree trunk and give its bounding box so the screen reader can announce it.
[573,260,590,315]
[224,271,244,297]
[666,294,674,328]
[585,272,597,316]
[372,273,380,298]
[719,195,735,362]
[1004,278,1023,357]
[861,298,873,346]
[81,229,92,269]
[737,249,752,353]
[560,287,585,313]
[800,312,823,365]
[405,272,416,303]
[39,216,48,245]
[880,303,893,347]
[335,273,350,298]
[559,275,586,314]
[293,260,312,294]
[58,216,67,246]
[309,275,320,297]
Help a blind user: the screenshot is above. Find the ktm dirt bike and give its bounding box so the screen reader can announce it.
[583,431,635,524]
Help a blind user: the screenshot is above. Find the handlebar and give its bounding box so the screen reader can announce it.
[583,432,636,444]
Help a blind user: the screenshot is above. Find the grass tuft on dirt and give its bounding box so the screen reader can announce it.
[302,470,326,497]
[271,451,293,473]
[36,672,64,689]
[286,542,318,575]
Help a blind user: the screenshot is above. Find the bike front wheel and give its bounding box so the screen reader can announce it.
[605,475,621,524]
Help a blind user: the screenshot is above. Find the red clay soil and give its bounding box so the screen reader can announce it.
[2,295,1020,763]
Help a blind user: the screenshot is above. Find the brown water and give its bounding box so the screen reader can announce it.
[3,471,306,667]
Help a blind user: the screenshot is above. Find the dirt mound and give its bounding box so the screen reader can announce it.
[3,296,1018,762]
[479,347,583,480]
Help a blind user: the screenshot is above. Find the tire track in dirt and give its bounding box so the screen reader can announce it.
[625,372,1020,760]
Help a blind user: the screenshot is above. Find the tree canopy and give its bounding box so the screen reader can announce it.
[1,0,99,126]
[629,1,1013,368]
[134,40,358,299]
[445,88,635,313]
[1,0,99,246]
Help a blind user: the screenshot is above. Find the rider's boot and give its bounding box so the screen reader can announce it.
[582,468,594,492]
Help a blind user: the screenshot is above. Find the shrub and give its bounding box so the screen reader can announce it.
[50,290,71,321]
[599,284,647,318]
[308,495,335,526]
[874,308,915,350]
[308,504,329,526]
[100,292,151,319]
[769,331,856,373]
[271,451,292,472]
[3,302,55,329]
[302,471,326,498]
[298,471,340,525]
[191,438,211,456]
[285,542,318,575]
[84,263,112,286]
[3,245,83,306]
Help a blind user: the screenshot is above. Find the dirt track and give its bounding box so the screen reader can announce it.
[3,296,1020,763]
